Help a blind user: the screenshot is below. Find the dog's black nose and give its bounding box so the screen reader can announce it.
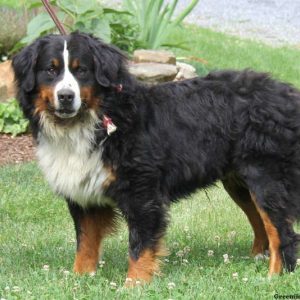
[57,89,75,105]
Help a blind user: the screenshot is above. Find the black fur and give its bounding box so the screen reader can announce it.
[12,32,300,276]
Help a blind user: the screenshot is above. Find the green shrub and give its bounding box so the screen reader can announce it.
[14,0,200,54]
[109,13,140,53]
[0,98,29,136]
[13,0,135,52]
[123,0,200,49]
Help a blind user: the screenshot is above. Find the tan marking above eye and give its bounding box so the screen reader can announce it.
[71,59,80,69]
[52,58,60,67]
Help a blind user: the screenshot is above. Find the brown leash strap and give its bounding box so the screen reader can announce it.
[41,0,67,35]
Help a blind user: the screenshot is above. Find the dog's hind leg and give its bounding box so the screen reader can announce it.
[245,171,299,276]
[67,201,118,275]
[249,193,283,276]
[246,187,299,276]
[222,176,269,256]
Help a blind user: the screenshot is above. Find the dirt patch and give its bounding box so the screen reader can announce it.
[0,134,36,166]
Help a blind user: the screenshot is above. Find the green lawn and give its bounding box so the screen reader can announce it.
[1,27,300,299]
[171,26,300,88]
[0,163,299,299]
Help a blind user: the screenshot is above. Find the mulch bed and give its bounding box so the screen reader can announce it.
[0,134,36,166]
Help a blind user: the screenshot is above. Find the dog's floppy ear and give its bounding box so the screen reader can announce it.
[86,34,127,87]
[12,39,41,93]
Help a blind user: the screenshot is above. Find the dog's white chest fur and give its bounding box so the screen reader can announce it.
[37,115,113,207]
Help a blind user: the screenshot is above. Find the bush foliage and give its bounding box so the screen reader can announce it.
[0,99,29,136]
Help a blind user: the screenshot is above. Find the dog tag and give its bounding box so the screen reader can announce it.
[103,115,117,135]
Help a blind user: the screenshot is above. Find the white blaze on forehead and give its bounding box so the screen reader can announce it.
[54,40,81,112]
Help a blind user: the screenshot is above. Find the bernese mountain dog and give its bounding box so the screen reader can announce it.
[12,32,300,285]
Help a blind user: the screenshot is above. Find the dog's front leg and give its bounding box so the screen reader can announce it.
[67,200,117,275]
[120,198,169,286]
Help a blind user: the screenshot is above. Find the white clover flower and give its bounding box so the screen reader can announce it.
[168,282,176,289]
[214,235,220,241]
[207,250,214,257]
[183,246,191,253]
[42,264,49,271]
[176,250,184,257]
[125,278,132,284]
[242,277,248,282]
[184,226,189,233]
[228,231,237,240]
[223,254,230,264]
[63,270,70,276]
[232,272,238,279]
[173,242,179,248]
[182,259,189,265]
[12,286,21,292]
[110,282,117,289]
[99,260,105,268]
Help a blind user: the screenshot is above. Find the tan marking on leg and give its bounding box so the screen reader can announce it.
[223,179,269,255]
[239,201,269,255]
[250,193,282,276]
[74,207,117,274]
[126,242,168,286]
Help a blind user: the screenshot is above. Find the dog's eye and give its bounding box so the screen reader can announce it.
[47,67,57,76]
[76,67,87,77]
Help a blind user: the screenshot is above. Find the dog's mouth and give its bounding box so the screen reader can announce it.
[54,108,78,119]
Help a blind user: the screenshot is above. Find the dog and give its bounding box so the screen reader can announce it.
[12,32,300,284]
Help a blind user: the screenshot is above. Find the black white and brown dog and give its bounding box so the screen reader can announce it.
[12,32,300,284]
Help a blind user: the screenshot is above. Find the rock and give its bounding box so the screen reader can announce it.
[0,60,16,102]
[129,63,178,83]
[175,62,198,81]
[133,49,176,65]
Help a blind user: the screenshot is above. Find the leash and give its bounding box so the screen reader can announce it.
[41,0,67,35]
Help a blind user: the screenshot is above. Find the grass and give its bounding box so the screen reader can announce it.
[1,27,300,299]
[170,25,300,88]
[0,163,299,300]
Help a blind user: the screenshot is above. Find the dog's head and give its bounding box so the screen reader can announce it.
[12,32,127,121]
